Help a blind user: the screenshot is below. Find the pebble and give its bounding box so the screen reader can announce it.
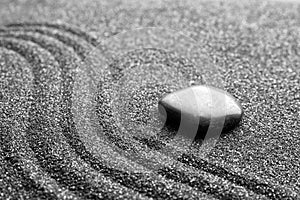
[158,85,243,140]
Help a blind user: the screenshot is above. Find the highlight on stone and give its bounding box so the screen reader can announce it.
[158,85,243,140]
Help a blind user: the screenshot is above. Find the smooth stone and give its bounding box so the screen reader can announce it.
[158,85,243,140]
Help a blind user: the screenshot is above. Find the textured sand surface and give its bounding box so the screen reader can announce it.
[0,0,299,199]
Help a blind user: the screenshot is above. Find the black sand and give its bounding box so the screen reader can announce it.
[0,0,299,199]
